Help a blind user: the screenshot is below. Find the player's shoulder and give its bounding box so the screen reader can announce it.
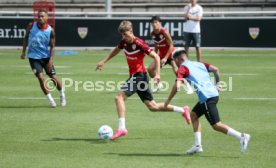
[196,4,203,10]
[134,36,147,46]
[27,22,34,29]
[117,39,126,48]
[160,28,168,34]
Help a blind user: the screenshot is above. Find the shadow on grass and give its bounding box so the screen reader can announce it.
[0,105,50,109]
[105,152,240,159]
[106,152,183,157]
[41,138,107,144]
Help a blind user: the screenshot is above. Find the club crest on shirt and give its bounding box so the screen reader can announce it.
[78,27,88,39]
[160,34,164,39]
[132,44,136,50]
[249,27,260,40]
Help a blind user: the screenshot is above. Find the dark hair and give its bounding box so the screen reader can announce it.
[150,15,162,23]
[173,50,187,59]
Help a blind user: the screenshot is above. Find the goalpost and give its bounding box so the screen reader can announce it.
[33,0,56,29]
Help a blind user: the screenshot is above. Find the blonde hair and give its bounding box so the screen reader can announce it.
[118,20,133,34]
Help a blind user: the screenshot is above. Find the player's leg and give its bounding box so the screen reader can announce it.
[44,59,66,107]
[169,59,178,76]
[205,97,251,152]
[183,32,192,58]
[37,73,49,95]
[49,74,66,107]
[186,103,204,154]
[112,76,137,140]
[143,100,190,125]
[112,91,129,140]
[29,58,56,107]
[115,91,128,125]
[193,33,202,62]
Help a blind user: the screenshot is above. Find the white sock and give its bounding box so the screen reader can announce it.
[173,106,184,113]
[118,118,126,130]
[227,128,242,140]
[60,89,65,97]
[194,132,201,146]
[46,93,54,102]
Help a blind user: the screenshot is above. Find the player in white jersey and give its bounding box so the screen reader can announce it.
[183,0,203,62]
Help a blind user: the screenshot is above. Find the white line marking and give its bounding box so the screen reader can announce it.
[0,96,58,100]
[221,73,258,76]
[233,98,276,100]
[202,53,276,57]
[117,73,129,75]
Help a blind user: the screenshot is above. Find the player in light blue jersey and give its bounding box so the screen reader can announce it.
[165,50,250,154]
[20,10,66,108]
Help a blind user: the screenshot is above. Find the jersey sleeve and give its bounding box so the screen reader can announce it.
[198,6,203,17]
[183,5,189,13]
[201,62,211,71]
[136,39,153,55]
[177,65,189,78]
[160,28,166,34]
[117,40,124,49]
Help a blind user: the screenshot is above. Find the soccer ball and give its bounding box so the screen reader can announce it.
[98,125,113,141]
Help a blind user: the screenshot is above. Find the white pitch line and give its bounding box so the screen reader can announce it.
[117,73,129,75]
[233,98,276,100]
[0,96,58,100]
[221,73,259,76]
[202,53,276,57]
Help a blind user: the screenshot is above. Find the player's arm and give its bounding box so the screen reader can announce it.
[187,15,202,21]
[46,28,55,73]
[154,45,158,54]
[148,51,160,82]
[96,47,121,71]
[165,66,190,107]
[208,64,222,91]
[208,65,220,84]
[49,28,55,61]
[161,31,174,66]
[164,79,182,107]
[20,22,32,59]
[183,4,191,20]
[187,7,203,21]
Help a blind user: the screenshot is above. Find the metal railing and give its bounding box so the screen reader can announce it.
[0,11,275,18]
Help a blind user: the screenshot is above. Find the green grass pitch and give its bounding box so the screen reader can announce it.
[0,49,276,168]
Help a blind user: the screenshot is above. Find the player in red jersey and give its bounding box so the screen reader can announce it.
[96,20,191,140]
[148,16,178,92]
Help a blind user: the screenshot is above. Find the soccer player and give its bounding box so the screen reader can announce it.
[96,20,190,140]
[165,50,250,154]
[20,10,66,108]
[148,16,178,92]
[183,0,203,62]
